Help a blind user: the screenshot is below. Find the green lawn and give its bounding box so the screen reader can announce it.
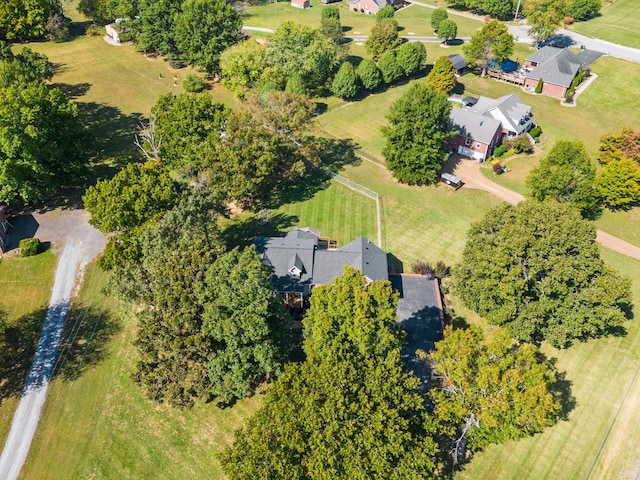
[459,249,640,480]
[20,263,262,480]
[276,180,378,246]
[242,1,482,38]
[571,0,640,49]
[0,251,56,451]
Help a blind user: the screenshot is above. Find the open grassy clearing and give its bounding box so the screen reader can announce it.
[459,249,640,480]
[242,1,482,38]
[0,251,56,452]
[571,0,640,49]
[275,179,378,246]
[20,263,262,480]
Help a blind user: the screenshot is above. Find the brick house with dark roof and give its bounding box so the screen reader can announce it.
[523,46,602,98]
[348,0,401,14]
[447,108,503,162]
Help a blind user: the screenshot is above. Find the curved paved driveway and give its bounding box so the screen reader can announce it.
[0,210,106,480]
[444,156,640,261]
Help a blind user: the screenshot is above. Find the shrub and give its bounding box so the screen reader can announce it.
[411,260,434,275]
[47,13,71,42]
[529,126,542,140]
[505,135,534,154]
[321,5,340,20]
[376,5,395,23]
[182,73,206,92]
[563,16,575,25]
[20,238,40,257]
[434,260,449,279]
[535,78,543,94]
[85,24,103,37]
[493,144,508,157]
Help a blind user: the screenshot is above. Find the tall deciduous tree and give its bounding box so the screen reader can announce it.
[598,126,640,165]
[174,0,243,74]
[568,0,601,20]
[83,161,181,269]
[396,41,427,77]
[221,267,439,479]
[526,140,601,219]
[356,58,382,91]
[365,22,401,60]
[332,61,360,99]
[0,82,87,204]
[596,159,640,208]
[438,19,458,44]
[430,326,561,456]
[463,20,514,76]
[523,0,566,43]
[0,0,58,40]
[427,55,457,93]
[382,83,452,184]
[136,0,182,57]
[377,50,404,84]
[198,247,291,406]
[152,92,230,169]
[454,201,632,348]
[220,40,269,97]
[431,8,448,32]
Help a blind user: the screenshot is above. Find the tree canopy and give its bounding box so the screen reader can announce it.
[427,56,457,93]
[438,19,458,45]
[523,0,565,43]
[221,267,439,479]
[526,140,601,219]
[332,62,360,99]
[0,81,88,204]
[396,41,427,77]
[454,201,632,348]
[598,126,640,165]
[430,326,561,456]
[382,83,452,184]
[444,0,514,19]
[356,58,382,91]
[0,0,60,41]
[596,159,640,208]
[463,20,514,76]
[431,8,448,32]
[365,22,401,60]
[220,40,269,97]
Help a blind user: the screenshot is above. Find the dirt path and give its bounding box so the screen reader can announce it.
[443,155,640,261]
[0,210,105,480]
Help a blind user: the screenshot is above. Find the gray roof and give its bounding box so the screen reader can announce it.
[348,0,389,6]
[313,237,388,285]
[390,274,443,389]
[526,47,583,88]
[450,108,502,145]
[256,229,318,292]
[447,54,467,71]
[472,93,532,135]
[526,45,563,65]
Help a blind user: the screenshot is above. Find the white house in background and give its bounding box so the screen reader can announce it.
[471,94,534,137]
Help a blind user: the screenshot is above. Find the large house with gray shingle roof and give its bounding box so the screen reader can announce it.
[447,108,503,162]
[348,0,401,15]
[523,46,601,98]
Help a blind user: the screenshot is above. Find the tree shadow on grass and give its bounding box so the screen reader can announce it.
[221,212,299,250]
[53,303,120,382]
[0,307,48,401]
[544,355,576,421]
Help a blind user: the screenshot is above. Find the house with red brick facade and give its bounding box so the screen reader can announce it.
[447,108,503,162]
[523,46,601,98]
[348,0,400,14]
[471,94,534,137]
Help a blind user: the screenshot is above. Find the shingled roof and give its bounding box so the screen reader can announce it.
[450,108,502,145]
[472,94,532,135]
[526,47,583,88]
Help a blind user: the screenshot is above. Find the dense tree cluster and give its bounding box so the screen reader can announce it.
[382,83,452,184]
[0,0,68,41]
[526,140,600,219]
[80,0,243,74]
[430,327,561,456]
[0,44,88,205]
[443,0,600,21]
[222,267,439,479]
[455,201,632,348]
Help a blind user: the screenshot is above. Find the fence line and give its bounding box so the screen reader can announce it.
[324,169,383,249]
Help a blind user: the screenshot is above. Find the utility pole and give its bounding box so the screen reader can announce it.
[514,0,522,22]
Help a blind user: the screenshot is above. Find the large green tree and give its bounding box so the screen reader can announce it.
[221,267,439,479]
[382,83,452,184]
[523,0,566,43]
[463,20,514,76]
[377,50,404,84]
[430,326,561,457]
[83,161,181,269]
[355,58,382,91]
[152,92,230,169]
[427,55,457,93]
[598,126,640,165]
[567,0,601,20]
[526,140,601,219]
[438,19,458,45]
[0,46,53,88]
[136,0,182,57]
[431,8,448,32]
[220,40,269,97]
[174,0,243,74]
[0,82,88,204]
[365,22,401,61]
[454,201,632,348]
[0,0,58,40]
[596,159,640,208]
[198,247,290,406]
[396,41,427,77]
[331,61,360,99]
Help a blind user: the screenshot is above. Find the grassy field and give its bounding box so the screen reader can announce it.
[571,0,640,49]
[243,1,483,38]
[20,263,263,480]
[0,252,56,451]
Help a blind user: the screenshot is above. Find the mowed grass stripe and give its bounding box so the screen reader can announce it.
[571,0,640,49]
